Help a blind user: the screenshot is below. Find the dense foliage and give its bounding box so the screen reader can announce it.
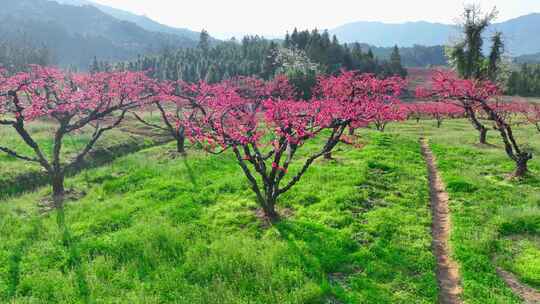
[506,64,540,97]
[446,5,504,82]
[0,40,52,73]
[110,30,407,91]
[371,44,447,67]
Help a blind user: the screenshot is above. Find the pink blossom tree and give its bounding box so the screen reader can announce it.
[0,66,156,206]
[315,71,405,158]
[185,72,404,220]
[132,80,191,155]
[526,103,540,132]
[417,71,490,144]
[371,102,408,132]
[416,102,465,128]
[511,101,540,133]
[419,71,533,177]
[405,103,423,123]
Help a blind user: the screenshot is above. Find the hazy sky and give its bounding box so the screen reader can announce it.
[91,0,540,39]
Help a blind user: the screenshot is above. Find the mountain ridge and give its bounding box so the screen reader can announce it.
[54,0,202,41]
[1,0,198,69]
[330,13,540,56]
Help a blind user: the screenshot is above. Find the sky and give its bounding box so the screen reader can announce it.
[90,0,540,39]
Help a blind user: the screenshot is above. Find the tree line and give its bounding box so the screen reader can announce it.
[96,29,406,97]
[506,64,540,97]
[0,38,53,73]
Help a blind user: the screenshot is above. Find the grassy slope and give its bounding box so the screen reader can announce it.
[0,115,167,198]
[386,119,540,303]
[0,133,437,303]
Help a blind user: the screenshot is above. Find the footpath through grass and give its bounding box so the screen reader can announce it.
[386,119,540,303]
[0,133,437,303]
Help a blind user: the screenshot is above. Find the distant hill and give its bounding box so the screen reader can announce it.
[331,13,540,56]
[0,0,197,69]
[331,21,455,49]
[54,0,202,41]
[514,52,540,64]
[367,45,447,67]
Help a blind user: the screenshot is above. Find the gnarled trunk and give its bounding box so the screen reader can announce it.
[261,196,279,222]
[514,153,532,178]
[465,106,488,144]
[479,127,488,145]
[51,172,65,209]
[175,127,186,155]
[176,136,186,155]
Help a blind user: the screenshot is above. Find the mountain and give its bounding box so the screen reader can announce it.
[331,13,540,56]
[54,0,201,41]
[331,21,456,48]
[514,52,540,64]
[490,14,540,56]
[0,0,197,69]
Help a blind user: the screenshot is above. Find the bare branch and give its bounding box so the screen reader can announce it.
[0,146,40,163]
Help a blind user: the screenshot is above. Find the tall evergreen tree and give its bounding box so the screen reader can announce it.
[198,29,211,54]
[447,5,499,80]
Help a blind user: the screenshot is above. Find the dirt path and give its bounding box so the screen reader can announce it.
[420,138,463,304]
[496,267,540,304]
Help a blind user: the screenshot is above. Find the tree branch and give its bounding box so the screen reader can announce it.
[0,146,40,163]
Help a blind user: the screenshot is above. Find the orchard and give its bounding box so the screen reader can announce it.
[2,59,540,304]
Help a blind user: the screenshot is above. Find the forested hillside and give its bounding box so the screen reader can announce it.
[0,0,197,68]
[55,0,203,41]
[104,29,407,99]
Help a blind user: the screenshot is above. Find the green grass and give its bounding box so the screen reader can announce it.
[385,118,540,303]
[0,132,437,303]
[2,117,540,303]
[0,115,168,198]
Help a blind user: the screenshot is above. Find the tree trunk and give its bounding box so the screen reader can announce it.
[262,197,279,222]
[324,152,333,160]
[479,127,488,145]
[514,154,531,178]
[51,172,65,209]
[437,119,442,128]
[176,136,186,155]
[348,126,355,136]
[466,107,488,144]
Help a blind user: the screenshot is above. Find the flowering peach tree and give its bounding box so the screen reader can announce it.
[185,71,404,220]
[419,71,532,177]
[0,66,157,206]
[417,71,490,144]
[416,102,465,127]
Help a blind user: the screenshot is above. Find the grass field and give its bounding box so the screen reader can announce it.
[0,114,169,198]
[0,118,539,303]
[387,119,540,303]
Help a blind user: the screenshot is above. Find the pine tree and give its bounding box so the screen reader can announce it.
[198,29,210,54]
[262,41,278,80]
[90,56,100,73]
[448,5,498,80]
[390,45,406,77]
